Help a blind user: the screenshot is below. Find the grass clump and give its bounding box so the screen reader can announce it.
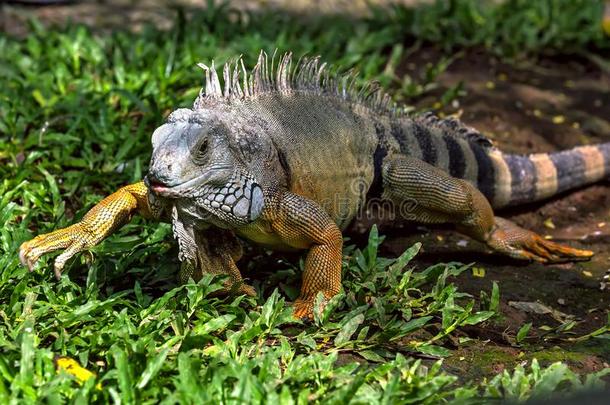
[0,0,609,402]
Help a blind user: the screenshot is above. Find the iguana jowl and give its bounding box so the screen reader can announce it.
[20,51,600,319]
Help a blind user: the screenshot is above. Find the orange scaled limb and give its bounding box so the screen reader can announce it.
[19,181,153,279]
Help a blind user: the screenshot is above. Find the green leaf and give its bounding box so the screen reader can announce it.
[334,314,365,346]
[490,282,500,312]
[517,322,532,344]
[111,346,134,404]
[193,314,236,336]
[531,362,575,397]
[389,242,421,274]
[136,347,170,389]
[417,344,451,358]
[358,350,386,362]
[396,316,433,337]
[463,311,495,325]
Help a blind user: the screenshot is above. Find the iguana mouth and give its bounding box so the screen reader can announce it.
[145,174,210,198]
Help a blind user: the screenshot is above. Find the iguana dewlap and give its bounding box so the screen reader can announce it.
[20,52,599,319]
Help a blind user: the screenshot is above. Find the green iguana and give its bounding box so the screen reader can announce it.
[19,51,600,319]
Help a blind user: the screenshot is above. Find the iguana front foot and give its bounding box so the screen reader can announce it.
[176,225,257,296]
[486,217,593,263]
[20,224,94,279]
[19,182,153,279]
[236,191,343,321]
[292,295,332,321]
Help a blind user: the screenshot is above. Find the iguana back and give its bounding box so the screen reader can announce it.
[209,52,610,230]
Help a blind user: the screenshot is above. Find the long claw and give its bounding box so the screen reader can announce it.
[293,296,331,321]
[19,241,45,272]
[525,236,593,263]
[18,182,149,279]
[18,244,36,271]
[488,217,594,263]
[53,243,84,280]
[18,246,29,269]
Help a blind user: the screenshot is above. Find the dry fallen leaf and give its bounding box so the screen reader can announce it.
[508,300,574,323]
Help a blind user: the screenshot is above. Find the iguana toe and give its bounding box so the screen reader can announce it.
[487,217,593,263]
[18,241,37,271]
[293,299,315,321]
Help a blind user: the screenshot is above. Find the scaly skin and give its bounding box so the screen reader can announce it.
[20,182,152,279]
[18,52,599,320]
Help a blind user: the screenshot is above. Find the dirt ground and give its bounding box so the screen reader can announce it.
[3,0,609,382]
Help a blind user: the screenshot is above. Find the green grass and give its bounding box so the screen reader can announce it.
[0,0,609,403]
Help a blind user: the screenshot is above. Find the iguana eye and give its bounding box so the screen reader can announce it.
[194,138,209,162]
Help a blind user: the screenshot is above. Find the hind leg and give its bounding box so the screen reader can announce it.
[382,156,593,262]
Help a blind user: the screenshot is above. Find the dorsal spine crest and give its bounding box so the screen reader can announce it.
[193,50,493,149]
[193,50,399,117]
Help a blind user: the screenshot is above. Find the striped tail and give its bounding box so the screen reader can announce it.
[485,144,610,208]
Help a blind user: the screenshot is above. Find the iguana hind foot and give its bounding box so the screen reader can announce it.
[485,217,593,263]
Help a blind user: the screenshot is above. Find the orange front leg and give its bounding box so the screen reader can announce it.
[267,192,343,320]
[19,181,158,278]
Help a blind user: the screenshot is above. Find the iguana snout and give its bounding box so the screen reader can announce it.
[147,109,228,195]
[148,123,207,191]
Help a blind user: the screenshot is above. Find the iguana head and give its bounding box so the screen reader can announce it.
[145,108,264,227]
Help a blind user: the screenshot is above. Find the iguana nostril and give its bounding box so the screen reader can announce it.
[167,164,173,171]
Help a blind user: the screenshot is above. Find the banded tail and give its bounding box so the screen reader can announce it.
[486,144,610,208]
[389,115,610,209]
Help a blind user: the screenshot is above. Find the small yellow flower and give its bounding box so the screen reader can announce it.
[55,356,102,390]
